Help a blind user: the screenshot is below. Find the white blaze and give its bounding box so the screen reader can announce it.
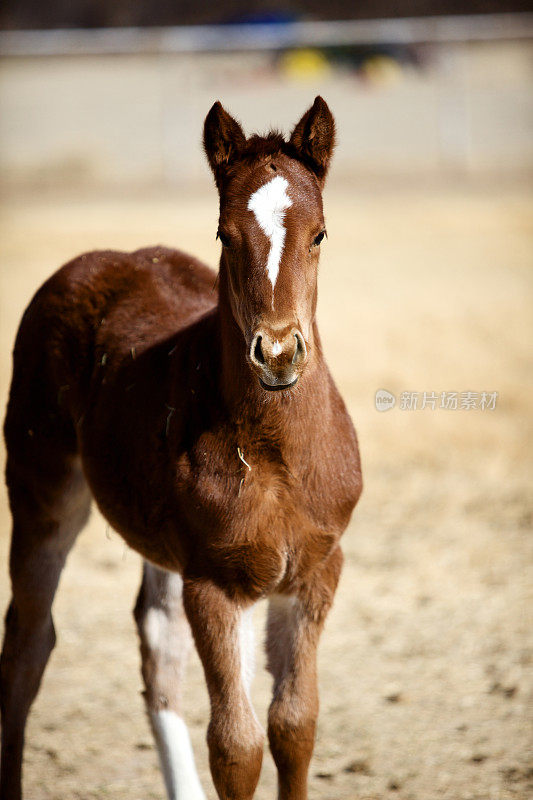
[247,175,292,302]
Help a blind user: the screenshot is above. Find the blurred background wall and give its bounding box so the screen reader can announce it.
[2,0,532,29]
[1,7,532,190]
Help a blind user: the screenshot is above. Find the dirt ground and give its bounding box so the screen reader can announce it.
[0,180,532,800]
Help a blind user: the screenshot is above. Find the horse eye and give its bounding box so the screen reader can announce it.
[216,230,230,248]
[311,230,326,249]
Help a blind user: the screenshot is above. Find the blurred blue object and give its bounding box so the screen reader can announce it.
[219,12,299,26]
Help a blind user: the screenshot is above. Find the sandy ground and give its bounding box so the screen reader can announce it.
[0,180,532,799]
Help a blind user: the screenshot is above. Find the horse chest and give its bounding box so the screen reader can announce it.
[176,439,344,595]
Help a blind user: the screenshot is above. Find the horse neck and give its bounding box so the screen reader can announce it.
[214,265,329,431]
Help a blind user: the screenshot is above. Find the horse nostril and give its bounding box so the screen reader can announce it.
[292,332,307,365]
[252,335,265,365]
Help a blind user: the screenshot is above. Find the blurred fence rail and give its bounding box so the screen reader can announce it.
[1,14,533,56]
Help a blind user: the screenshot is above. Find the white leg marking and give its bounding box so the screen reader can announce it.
[150,710,206,800]
[247,175,293,304]
[140,567,203,800]
[238,604,264,734]
[239,605,256,699]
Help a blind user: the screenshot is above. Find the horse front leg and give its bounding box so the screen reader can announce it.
[182,577,263,800]
[266,545,343,800]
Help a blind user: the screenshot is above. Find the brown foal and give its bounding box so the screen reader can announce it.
[0,97,362,800]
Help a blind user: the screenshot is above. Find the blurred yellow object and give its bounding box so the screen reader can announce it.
[360,55,403,87]
[280,49,331,81]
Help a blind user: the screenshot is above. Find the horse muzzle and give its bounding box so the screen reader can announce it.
[249,327,308,390]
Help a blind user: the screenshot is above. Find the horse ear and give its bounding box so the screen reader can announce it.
[203,101,246,188]
[289,96,335,186]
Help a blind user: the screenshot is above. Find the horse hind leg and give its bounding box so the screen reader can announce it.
[134,564,206,800]
[134,562,205,800]
[0,454,91,800]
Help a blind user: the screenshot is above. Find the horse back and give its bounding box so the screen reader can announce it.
[4,246,217,462]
